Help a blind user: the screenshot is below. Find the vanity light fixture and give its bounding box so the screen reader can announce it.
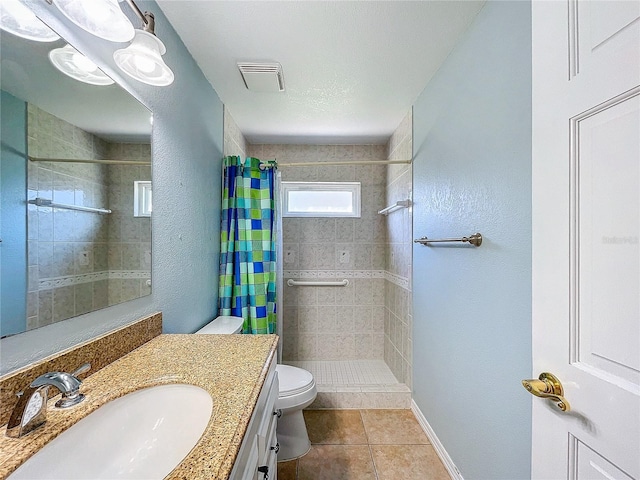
[0,0,59,42]
[49,43,115,85]
[50,0,134,42]
[35,0,174,87]
[113,9,174,86]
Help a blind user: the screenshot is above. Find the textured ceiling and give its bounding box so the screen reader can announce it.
[156,1,485,144]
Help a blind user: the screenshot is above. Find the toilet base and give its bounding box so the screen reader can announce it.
[276,409,311,461]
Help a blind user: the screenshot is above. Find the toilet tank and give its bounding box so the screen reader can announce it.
[195,316,244,334]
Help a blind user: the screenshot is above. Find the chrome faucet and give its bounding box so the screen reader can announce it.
[6,363,91,438]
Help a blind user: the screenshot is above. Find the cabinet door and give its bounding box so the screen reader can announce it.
[257,374,279,464]
[230,361,277,480]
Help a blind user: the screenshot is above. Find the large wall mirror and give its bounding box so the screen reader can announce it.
[1,26,152,338]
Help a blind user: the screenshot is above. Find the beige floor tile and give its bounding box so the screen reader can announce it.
[361,409,429,445]
[297,445,377,480]
[304,409,368,445]
[277,459,298,480]
[371,445,450,480]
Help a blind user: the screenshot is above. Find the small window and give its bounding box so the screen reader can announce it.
[134,181,152,217]
[282,182,361,217]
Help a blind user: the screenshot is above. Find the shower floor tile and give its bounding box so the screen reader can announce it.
[287,360,400,387]
[286,360,411,408]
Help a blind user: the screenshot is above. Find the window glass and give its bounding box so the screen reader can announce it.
[134,180,152,217]
[282,182,361,217]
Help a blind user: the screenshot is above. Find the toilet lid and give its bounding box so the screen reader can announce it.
[195,316,244,334]
[276,365,315,397]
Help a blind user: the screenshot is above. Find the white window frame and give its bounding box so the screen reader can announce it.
[133,181,152,217]
[282,181,361,218]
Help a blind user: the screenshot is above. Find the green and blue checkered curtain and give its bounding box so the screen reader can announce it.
[218,156,277,334]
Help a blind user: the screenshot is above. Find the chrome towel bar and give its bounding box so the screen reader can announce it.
[29,155,150,166]
[378,200,411,215]
[28,197,112,215]
[414,233,482,247]
[286,279,349,287]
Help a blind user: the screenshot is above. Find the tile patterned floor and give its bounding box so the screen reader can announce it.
[277,409,450,480]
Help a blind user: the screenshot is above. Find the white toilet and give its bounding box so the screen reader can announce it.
[273,363,316,460]
[195,316,317,461]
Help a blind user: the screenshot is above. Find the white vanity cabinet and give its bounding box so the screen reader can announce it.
[230,360,279,480]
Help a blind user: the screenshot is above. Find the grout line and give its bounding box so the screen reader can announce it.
[362,409,380,480]
[359,409,371,445]
[369,444,380,480]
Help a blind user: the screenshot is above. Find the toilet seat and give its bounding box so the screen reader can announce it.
[276,365,317,412]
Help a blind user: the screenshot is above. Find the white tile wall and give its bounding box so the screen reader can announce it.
[223,107,247,158]
[250,144,389,362]
[26,105,150,328]
[384,109,413,388]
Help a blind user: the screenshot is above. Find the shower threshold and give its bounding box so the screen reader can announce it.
[286,360,410,409]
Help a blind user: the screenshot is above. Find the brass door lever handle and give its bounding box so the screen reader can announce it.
[522,372,571,412]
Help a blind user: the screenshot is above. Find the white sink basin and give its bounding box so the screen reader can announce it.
[9,384,213,480]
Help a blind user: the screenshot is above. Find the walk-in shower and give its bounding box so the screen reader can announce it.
[248,115,414,409]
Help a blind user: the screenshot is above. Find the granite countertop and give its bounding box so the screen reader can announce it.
[0,334,279,479]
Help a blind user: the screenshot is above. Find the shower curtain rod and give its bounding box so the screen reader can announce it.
[260,159,412,168]
[29,156,150,166]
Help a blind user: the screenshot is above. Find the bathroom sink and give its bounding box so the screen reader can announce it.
[9,384,213,480]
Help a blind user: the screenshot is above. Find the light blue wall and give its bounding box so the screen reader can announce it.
[412,2,532,479]
[0,91,27,336]
[2,0,223,373]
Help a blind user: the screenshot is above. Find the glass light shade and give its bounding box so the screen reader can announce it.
[113,30,174,86]
[52,0,134,42]
[0,0,59,42]
[49,44,115,86]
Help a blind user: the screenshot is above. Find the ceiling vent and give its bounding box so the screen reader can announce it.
[237,62,285,92]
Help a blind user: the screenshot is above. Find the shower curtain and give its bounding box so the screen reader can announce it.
[218,156,277,334]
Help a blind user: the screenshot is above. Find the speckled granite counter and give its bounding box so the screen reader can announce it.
[0,334,279,479]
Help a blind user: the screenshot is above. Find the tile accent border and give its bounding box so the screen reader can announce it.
[284,270,385,279]
[0,312,162,426]
[38,270,150,289]
[411,399,464,480]
[384,271,410,290]
[284,269,409,289]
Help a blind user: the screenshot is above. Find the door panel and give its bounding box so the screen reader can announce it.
[570,435,635,480]
[532,1,640,478]
[572,91,640,387]
[572,0,640,78]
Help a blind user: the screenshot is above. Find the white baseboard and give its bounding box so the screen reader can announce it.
[411,399,464,480]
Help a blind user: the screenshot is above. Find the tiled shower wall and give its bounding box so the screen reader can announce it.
[247,144,388,361]
[104,144,152,306]
[26,105,150,329]
[27,105,110,329]
[223,108,247,159]
[384,110,413,388]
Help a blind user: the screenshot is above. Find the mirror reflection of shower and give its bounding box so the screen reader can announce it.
[25,104,152,331]
[0,24,152,338]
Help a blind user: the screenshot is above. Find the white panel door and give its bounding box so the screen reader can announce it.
[532,1,640,479]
